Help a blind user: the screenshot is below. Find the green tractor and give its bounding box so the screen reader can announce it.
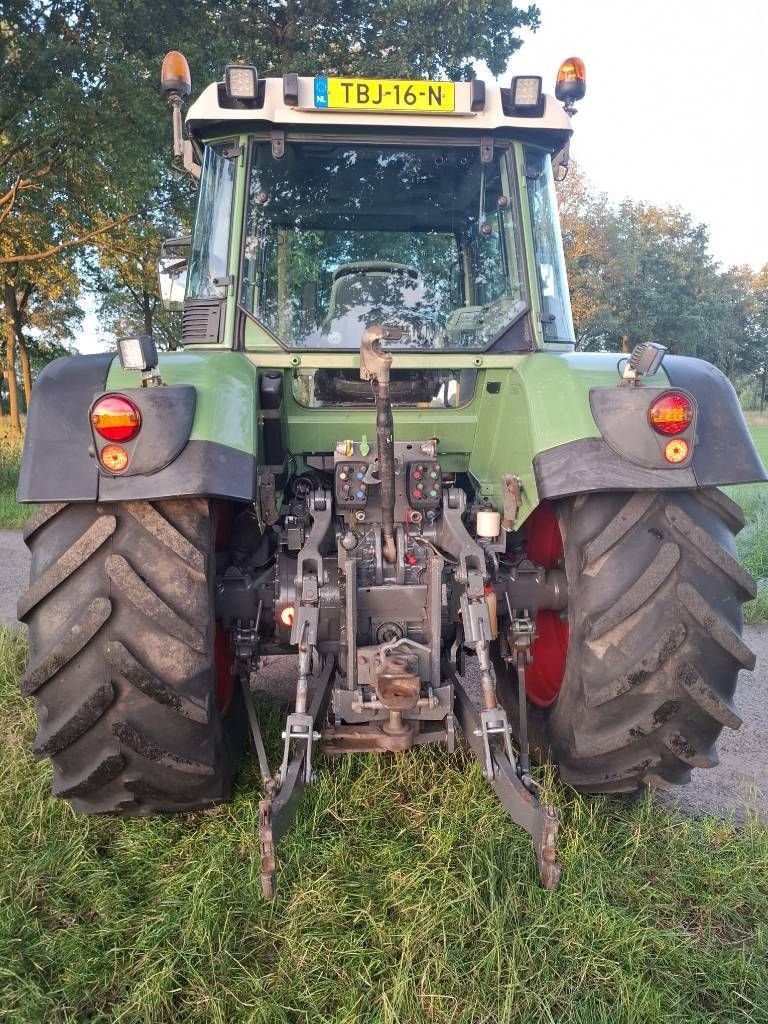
[17,53,765,896]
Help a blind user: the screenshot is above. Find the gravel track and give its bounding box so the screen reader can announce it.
[2,527,765,821]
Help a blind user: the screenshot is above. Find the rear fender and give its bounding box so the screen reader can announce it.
[532,355,766,500]
[17,351,261,504]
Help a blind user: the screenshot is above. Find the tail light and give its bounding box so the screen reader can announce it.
[648,392,693,436]
[91,394,141,442]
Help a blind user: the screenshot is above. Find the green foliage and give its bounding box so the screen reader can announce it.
[199,0,540,80]
[0,426,29,528]
[0,627,767,1022]
[558,164,768,385]
[729,420,768,624]
[1,0,541,359]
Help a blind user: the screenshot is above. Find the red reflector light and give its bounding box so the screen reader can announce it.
[91,394,141,442]
[648,392,693,435]
[100,444,130,473]
[280,605,295,627]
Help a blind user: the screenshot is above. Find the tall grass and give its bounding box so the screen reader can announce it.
[0,426,29,529]
[729,420,768,624]
[0,626,767,1023]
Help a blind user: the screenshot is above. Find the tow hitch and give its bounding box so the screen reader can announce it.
[241,642,561,898]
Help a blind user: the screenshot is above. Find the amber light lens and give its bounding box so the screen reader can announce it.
[91,394,141,442]
[280,605,295,627]
[664,438,690,464]
[161,50,192,97]
[556,57,586,101]
[100,445,130,473]
[648,392,693,436]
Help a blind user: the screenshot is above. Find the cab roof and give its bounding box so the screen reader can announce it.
[186,75,573,151]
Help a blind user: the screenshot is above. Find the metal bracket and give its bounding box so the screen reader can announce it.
[474,705,516,781]
[271,128,286,159]
[436,488,486,582]
[257,470,278,526]
[504,598,536,781]
[290,578,320,647]
[280,712,320,785]
[480,134,494,164]
[501,474,522,530]
[232,601,262,664]
[448,662,561,889]
[294,488,332,589]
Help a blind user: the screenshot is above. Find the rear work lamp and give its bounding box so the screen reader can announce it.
[509,75,544,116]
[225,64,258,102]
[621,341,667,384]
[116,335,158,373]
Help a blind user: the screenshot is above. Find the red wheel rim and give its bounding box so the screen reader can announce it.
[214,502,234,714]
[523,502,569,707]
[214,623,234,714]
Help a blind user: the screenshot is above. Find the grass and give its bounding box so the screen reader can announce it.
[0,429,32,530]
[0,628,767,1023]
[729,416,768,625]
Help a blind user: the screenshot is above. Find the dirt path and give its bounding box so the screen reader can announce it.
[1,527,765,821]
[0,529,27,629]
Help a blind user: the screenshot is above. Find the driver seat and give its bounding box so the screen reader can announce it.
[323,261,424,326]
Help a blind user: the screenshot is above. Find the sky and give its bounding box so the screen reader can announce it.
[503,0,768,272]
[80,0,767,352]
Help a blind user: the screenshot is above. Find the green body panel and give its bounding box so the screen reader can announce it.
[104,345,665,525]
[106,351,261,459]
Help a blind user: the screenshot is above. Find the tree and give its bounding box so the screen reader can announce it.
[1,0,542,433]
[201,0,539,79]
[557,162,618,348]
[557,164,760,375]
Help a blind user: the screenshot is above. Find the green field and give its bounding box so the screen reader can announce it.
[0,628,766,1023]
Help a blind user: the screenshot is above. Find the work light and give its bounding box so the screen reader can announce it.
[225,65,258,101]
[116,335,158,373]
[511,76,542,109]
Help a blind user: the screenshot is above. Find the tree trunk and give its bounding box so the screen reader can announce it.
[760,368,766,414]
[4,319,21,436]
[17,332,32,411]
[143,291,153,335]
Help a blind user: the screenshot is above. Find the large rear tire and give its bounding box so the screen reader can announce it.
[507,489,756,793]
[18,499,246,814]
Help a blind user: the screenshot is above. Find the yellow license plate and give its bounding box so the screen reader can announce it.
[313,77,455,114]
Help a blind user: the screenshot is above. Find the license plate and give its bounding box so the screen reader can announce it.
[314,77,455,114]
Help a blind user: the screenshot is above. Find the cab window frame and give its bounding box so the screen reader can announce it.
[237,131,531,354]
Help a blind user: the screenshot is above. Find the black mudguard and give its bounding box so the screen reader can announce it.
[534,355,767,499]
[17,354,256,504]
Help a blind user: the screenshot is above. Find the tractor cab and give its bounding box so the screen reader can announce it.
[161,61,583,371]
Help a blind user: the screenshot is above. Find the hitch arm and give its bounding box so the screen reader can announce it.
[241,657,334,899]
[447,663,561,889]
